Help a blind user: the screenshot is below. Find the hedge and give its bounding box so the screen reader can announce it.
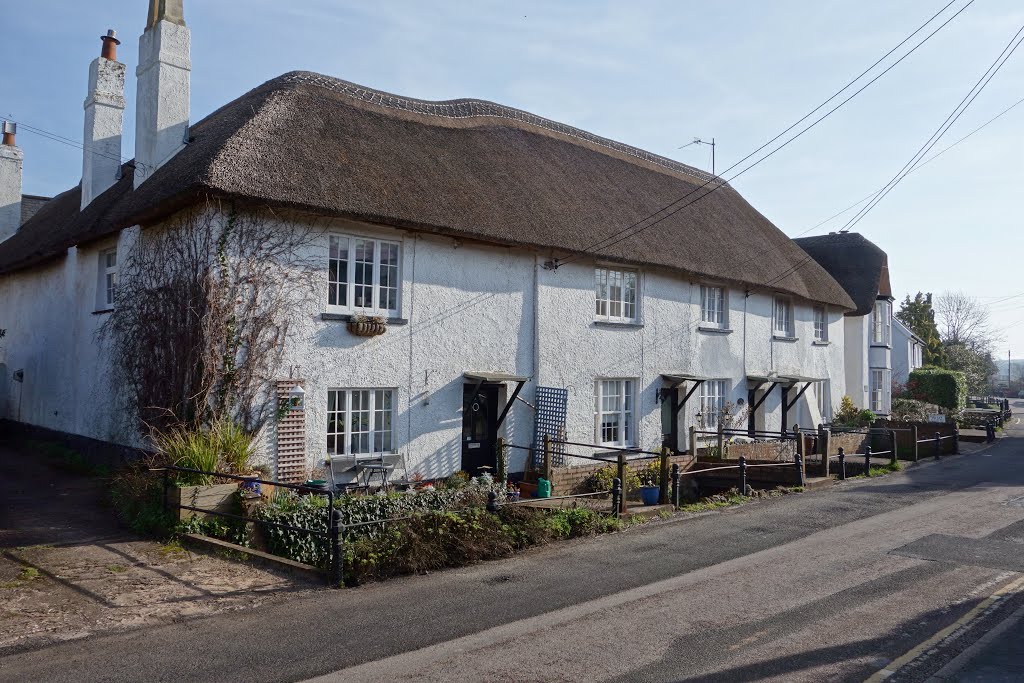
[907,367,967,412]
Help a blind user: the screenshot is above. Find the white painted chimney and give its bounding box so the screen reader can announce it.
[82,30,126,209]
[134,1,190,189]
[0,122,24,243]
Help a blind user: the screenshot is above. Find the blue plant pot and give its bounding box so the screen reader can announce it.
[639,486,660,506]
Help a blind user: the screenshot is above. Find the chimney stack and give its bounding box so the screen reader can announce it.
[81,30,126,210]
[0,121,24,243]
[134,0,190,189]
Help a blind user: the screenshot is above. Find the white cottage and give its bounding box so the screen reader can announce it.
[0,0,856,482]
[794,233,896,417]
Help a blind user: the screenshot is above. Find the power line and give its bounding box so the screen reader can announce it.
[555,0,973,266]
[798,92,1024,235]
[762,21,1024,289]
[838,22,1024,233]
[3,116,130,167]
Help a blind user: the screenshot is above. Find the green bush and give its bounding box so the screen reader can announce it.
[584,463,641,493]
[256,488,624,580]
[834,396,875,428]
[109,463,176,537]
[907,367,967,412]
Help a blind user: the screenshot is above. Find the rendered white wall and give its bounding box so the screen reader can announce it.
[0,206,851,479]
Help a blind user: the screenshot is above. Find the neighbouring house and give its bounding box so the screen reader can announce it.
[793,232,895,418]
[0,0,856,483]
[892,317,925,386]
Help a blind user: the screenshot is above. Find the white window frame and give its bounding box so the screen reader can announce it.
[99,248,118,309]
[327,234,401,316]
[872,300,892,346]
[700,285,728,328]
[698,379,729,428]
[812,305,828,342]
[912,343,923,370]
[326,388,396,457]
[594,266,639,324]
[814,380,831,420]
[594,379,636,447]
[869,369,890,414]
[773,296,794,337]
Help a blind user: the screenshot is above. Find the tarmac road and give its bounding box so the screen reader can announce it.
[2,401,1023,683]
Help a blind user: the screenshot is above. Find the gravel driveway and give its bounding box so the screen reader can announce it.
[0,437,317,654]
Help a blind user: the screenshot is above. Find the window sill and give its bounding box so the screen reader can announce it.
[869,344,892,349]
[321,313,408,326]
[772,334,799,342]
[593,320,644,329]
[92,308,114,316]
[591,447,637,459]
[812,340,831,346]
[698,325,733,335]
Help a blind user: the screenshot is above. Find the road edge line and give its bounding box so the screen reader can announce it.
[863,573,1024,682]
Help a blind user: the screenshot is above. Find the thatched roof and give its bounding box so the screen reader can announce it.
[793,232,891,316]
[0,71,855,309]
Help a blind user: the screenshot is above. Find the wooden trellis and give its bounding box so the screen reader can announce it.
[275,379,307,484]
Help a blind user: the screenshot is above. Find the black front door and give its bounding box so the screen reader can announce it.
[462,384,500,476]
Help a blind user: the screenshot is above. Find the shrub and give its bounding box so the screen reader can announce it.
[584,463,641,493]
[834,396,874,428]
[109,461,176,537]
[212,418,254,474]
[890,398,933,422]
[907,367,967,412]
[154,427,219,485]
[636,460,663,487]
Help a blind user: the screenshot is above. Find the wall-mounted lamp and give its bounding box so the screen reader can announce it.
[288,384,305,411]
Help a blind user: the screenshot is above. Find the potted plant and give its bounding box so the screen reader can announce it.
[636,461,662,506]
[347,313,387,337]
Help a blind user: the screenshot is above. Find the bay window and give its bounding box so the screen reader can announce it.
[869,369,890,414]
[872,300,892,346]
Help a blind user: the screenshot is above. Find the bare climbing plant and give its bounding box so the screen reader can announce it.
[102,199,321,437]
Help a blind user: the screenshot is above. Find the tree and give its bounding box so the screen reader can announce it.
[102,200,320,437]
[896,292,943,365]
[932,291,1002,395]
[934,291,995,349]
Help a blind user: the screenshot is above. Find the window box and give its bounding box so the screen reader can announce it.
[346,315,387,337]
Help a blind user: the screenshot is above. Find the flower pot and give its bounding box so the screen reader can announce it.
[240,474,261,496]
[639,485,660,506]
[347,320,387,337]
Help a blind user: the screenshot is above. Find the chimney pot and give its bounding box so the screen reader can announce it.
[101,29,121,61]
[1,121,15,147]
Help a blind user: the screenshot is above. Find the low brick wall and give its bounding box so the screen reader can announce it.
[546,454,698,495]
[689,459,803,491]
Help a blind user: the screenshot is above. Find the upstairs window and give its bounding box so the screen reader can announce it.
[595,267,638,323]
[700,285,727,328]
[773,296,794,337]
[595,379,635,447]
[327,388,395,457]
[328,235,401,315]
[98,248,117,309]
[813,306,828,342]
[872,300,892,346]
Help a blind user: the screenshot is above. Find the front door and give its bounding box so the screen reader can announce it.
[462,384,500,476]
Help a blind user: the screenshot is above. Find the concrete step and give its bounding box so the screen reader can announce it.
[804,476,834,491]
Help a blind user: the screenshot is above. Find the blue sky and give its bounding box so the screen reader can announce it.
[3,1,1023,362]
